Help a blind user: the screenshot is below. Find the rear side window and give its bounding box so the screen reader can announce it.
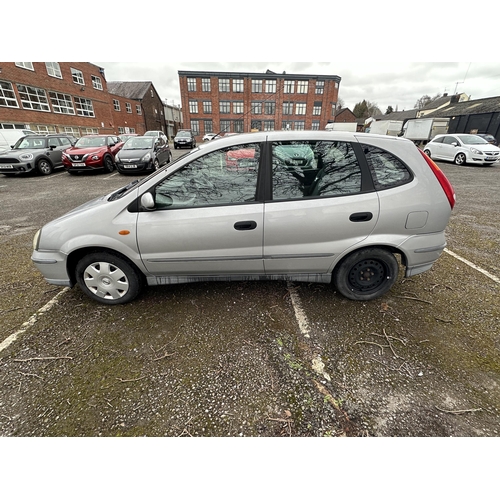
[362,144,412,190]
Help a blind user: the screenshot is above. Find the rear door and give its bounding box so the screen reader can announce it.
[263,140,379,275]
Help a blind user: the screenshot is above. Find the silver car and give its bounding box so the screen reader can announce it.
[32,131,456,305]
[424,133,500,166]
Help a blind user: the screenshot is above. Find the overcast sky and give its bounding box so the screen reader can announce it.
[93,61,499,114]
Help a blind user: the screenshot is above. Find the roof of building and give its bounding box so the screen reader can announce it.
[107,81,152,100]
[178,69,341,82]
[372,109,419,122]
[425,96,500,117]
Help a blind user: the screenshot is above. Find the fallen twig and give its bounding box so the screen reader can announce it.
[17,371,43,379]
[435,406,482,415]
[12,356,73,362]
[394,295,433,305]
[116,376,147,383]
[153,352,175,361]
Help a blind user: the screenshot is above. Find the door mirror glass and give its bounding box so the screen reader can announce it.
[141,192,155,209]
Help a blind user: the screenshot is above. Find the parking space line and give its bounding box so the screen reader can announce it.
[0,287,69,353]
[444,249,500,284]
[287,282,311,338]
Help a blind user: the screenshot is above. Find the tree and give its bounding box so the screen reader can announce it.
[414,93,441,110]
[385,106,394,115]
[353,100,382,119]
[336,97,345,111]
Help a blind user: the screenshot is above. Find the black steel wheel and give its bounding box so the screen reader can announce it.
[333,248,398,301]
[75,252,143,305]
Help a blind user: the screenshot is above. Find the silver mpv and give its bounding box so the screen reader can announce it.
[32,131,456,305]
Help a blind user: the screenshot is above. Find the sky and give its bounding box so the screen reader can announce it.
[93,61,500,114]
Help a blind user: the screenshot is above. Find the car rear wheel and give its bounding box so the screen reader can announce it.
[167,151,172,163]
[153,158,160,170]
[75,252,143,305]
[37,159,53,175]
[333,248,399,301]
[454,153,466,165]
[103,155,115,173]
[424,149,431,157]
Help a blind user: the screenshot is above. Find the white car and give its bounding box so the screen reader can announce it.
[203,133,218,141]
[424,134,500,166]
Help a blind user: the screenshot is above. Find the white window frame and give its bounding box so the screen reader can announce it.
[232,79,244,93]
[74,97,95,117]
[203,101,212,114]
[0,80,19,108]
[202,78,211,92]
[16,84,51,112]
[315,81,325,94]
[295,103,307,115]
[297,81,308,94]
[187,78,197,91]
[46,62,62,79]
[232,101,244,114]
[15,62,34,71]
[136,104,142,114]
[189,100,199,114]
[49,91,75,115]
[92,75,103,90]
[219,101,230,114]
[252,80,263,93]
[219,79,230,92]
[113,99,120,111]
[71,68,85,85]
[284,80,295,94]
[126,102,132,113]
[265,80,276,93]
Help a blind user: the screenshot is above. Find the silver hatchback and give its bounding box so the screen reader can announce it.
[32,131,456,305]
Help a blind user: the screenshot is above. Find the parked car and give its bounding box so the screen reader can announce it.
[174,130,196,149]
[144,131,168,143]
[62,135,124,174]
[119,133,139,144]
[203,133,218,141]
[424,133,500,166]
[0,134,74,176]
[32,131,456,305]
[0,129,39,153]
[477,133,498,146]
[115,136,172,174]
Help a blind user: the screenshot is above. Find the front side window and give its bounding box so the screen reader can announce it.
[0,80,19,108]
[154,143,261,209]
[362,144,413,190]
[16,84,50,111]
[49,91,75,115]
[443,136,458,145]
[46,62,62,78]
[71,68,85,85]
[272,141,362,200]
[74,97,95,117]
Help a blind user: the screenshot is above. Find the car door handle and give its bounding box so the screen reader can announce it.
[349,212,373,222]
[234,220,257,231]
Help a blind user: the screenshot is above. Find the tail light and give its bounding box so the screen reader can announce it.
[418,148,456,209]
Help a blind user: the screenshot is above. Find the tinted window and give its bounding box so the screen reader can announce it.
[48,138,60,147]
[443,136,457,145]
[432,136,444,143]
[272,140,361,200]
[60,137,72,146]
[154,143,260,209]
[363,144,412,190]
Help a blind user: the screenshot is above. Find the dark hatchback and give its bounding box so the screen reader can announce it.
[174,130,196,149]
[115,136,172,174]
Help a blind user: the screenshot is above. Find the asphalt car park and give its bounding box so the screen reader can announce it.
[0,146,499,437]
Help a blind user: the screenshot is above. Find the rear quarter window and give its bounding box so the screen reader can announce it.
[362,144,413,190]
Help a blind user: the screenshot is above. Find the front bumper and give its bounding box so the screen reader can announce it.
[116,161,153,174]
[0,161,35,174]
[31,249,72,287]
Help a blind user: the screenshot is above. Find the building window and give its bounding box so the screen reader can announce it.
[219,78,230,92]
[151,89,154,98]
[265,80,276,93]
[64,127,79,137]
[332,103,336,116]
[0,80,19,108]
[252,102,262,114]
[284,80,295,94]
[297,81,308,94]
[234,120,244,133]
[49,91,75,115]
[233,79,244,92]
[313,103,322,115]
[315,81,324,94]
[252,80,263,93]
[251,120,262,131]
[113,99,120,111]
[126,102,132,113]
[84,127,99,135]
[335,82,339,88]
[92,75,103,90]
[296,103,306,115]
[71,68,85,85]
[15,62,34,71]
[220,120,231,133]
[74,97,95,117]
[189,100,199,114]
[312,121,320,130]
[264,101,275,115]
[233,101,244,114]
[191,120,200,135]
[45,62,62,79]
[187,78,196,92]
[282,121,292,130]
[202,78,211,92]
[283,102,293,115]
[136,104,142,114]
[203,101,212,114]
[16,84,50,112]
[204,120,213,133]
[294,121,305,130]
[220,101,230,114]
[264,120,275,131]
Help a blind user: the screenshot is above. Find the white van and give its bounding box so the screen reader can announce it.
[0,129,38,152]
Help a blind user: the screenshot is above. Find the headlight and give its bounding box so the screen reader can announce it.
[470,148,483,155]
[91,155,100,161]
[141,153,151,162]
[20,153,34,161]
[33,229,41,251]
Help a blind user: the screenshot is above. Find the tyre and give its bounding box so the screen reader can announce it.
[424,149,431,158]
[454,152,466,165]
[37,158,53,175]
[167,151,172,164]
[75,252,143,305]
[153,158,160,170]
[333,248,399,301]
[103,155,115,173]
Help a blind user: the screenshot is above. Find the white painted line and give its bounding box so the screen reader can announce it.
[104,172,119,180]
[444,249,500,284]
[287,282,311,338]
[0,287,69,353]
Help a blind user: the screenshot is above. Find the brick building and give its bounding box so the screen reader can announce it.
[178,69,341,139]
[0,62,147,137]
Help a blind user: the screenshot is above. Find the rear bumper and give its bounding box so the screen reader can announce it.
[399,232,447,277]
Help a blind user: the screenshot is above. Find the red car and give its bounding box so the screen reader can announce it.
[62,135,124,174]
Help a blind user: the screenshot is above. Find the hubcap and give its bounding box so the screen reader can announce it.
[83,261,129,300]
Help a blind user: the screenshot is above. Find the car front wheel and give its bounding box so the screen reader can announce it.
[75,252,143,305]
[37,159,53,175]
[103,155,115,173]
[454,153,466,165]
[424,149,431,158]
[333,248,399,301]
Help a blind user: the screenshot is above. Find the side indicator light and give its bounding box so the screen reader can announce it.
[119,230,130,235]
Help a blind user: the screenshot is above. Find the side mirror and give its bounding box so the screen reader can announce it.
[141,192,155,210]
[451,142,458,147]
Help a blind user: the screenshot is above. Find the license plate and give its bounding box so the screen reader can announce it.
[72,162,86,167]
[486,157,496,161]
[124,165,137,169]
[0,165,13,169]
